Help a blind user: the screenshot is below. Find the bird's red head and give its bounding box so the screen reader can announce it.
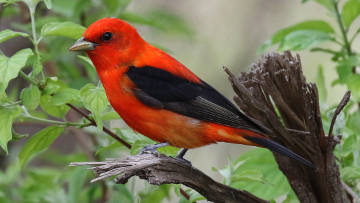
[70,18,145,69]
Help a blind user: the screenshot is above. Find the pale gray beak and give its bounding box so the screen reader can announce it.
[69,37,97,51]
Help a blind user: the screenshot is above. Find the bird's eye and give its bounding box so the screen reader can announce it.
[101,32,112,41]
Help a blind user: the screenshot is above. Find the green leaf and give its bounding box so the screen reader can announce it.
[346,74,360,101]
[231,169,266,184]
[40,22,86,40]
[0,105,21,152]
[271,20,334,45]
[80,84,108,130]
[314,0,333,10]
[40,95,70,118]
[342,0,360,28]
[67,167,88,203]
[336,56,358,84]
[51,88,80,105]
[279,30,332,51]
[341,166,360,181]
[19,126,64,168]
[43,0,52,9]
[221,148,296,201]
[157,146,180,156]
[20,85,41,110]
[316,65,327,103]
[101,110,121,121]
[109,185,134,203]
[0,29,29,43]
[139,184,172,203]
[335,56,360,101]
[0,48,33,95]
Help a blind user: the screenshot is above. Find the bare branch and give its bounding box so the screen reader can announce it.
[341,180,360,203]
[70,153,268,203]
[328,91,351,139]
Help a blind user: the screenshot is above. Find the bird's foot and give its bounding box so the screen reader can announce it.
[175,148,192,166]
[139,142,169,155]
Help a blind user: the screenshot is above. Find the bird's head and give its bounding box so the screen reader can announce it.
[69,18,145,68]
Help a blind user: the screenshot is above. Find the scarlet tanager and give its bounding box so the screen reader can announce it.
[69,18,314,168]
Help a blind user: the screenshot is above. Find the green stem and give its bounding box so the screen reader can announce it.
[29,6,37,44]
[332,0,352,56]
[310,47,340,55]
[19,71,39,85]
[0,101,21,107]
[22,106,90,127]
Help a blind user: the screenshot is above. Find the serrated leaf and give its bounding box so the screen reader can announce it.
[342,0,360,28]
[80,84,108,130]
[279,30,332,51]
[40,22,86,40]
[0,48,33,95]
[316,65,327,103]
[19,126,64,168]
[0,29,29,43]
[0,105,21,152]
[20,85,40,110]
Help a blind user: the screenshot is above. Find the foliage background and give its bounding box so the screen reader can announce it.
[0,0,359,202]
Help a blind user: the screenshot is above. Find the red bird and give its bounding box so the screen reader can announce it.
[70,18,313,168]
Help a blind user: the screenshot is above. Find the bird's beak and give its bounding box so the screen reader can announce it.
[69,37,97,51]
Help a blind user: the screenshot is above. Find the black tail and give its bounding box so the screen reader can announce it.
[243,136,315,168]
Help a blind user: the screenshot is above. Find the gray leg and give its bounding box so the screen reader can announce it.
[139,142,169,154]
[176,148,191,166]
[176,148,188,159]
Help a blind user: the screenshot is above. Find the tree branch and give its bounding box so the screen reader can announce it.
[70,153,268,203]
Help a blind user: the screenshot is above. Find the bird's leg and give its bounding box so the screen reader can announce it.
[175,148,192,166]
[176,148,188,159]
[139,142,169,155]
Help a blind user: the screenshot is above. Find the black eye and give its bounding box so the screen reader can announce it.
[101,32,112,41]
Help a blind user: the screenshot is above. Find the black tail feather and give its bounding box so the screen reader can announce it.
[243,136,315,168]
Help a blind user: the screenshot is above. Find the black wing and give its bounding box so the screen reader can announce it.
[126,66,263,132]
